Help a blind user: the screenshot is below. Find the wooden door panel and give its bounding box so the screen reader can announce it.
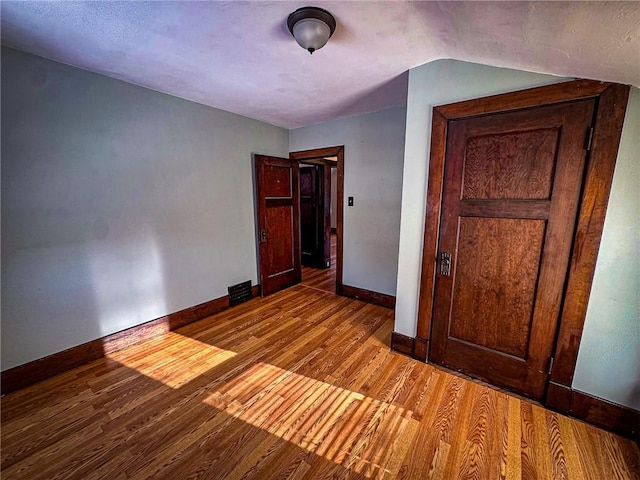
[265,206,295,274]
[263,164,293,197]
[255,155,301,296]
[430,99,596,399]
[462,129,558,200]
[449,217,545,358]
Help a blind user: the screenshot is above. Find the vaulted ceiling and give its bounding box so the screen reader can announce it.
[2,1,639,128]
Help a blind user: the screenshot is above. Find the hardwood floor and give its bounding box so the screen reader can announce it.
[301,233,336,293]
[2,285,639,479]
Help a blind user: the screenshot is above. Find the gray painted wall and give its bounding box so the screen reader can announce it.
[1,47,289,370]
[290,107,407,296]
[395,58,639,409]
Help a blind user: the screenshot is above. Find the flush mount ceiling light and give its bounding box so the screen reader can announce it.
[287,6,336,54]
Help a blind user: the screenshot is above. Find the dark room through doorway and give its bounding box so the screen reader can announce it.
[299,157,337,294]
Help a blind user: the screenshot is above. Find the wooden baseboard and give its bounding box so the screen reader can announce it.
[1,285,260,395]
[390,332,428,362]
[341,284,395,309]
[570,391,639,441]
[390,332,415,357]
[1,339,107,397]
[545,381,573,412]
[414,337,429,362]
[545,382,639,441]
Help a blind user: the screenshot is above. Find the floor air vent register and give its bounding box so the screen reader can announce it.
[228,280,253,306]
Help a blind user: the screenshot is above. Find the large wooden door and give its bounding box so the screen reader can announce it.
[429,99,596,400]
[300,164,331,269]
[255,155,301,296]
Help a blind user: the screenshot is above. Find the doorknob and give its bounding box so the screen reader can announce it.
[260,230,267,243]
[440,252,452,276]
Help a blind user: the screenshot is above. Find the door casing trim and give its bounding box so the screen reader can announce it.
[290,146,345,295]
[414,80,630,403]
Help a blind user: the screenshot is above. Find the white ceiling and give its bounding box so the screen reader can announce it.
[2,1,639,129]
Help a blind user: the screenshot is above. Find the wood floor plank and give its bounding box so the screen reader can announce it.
[301,233,337,294]
[439,381,475,479]
[456,387,495,479]
[505,396,522,480]
[520,402,540,480]
[2,283,638,480]
[598,430,634,480]
[545,410,569,480]
[532,405,553,479]
[490,391,509,480]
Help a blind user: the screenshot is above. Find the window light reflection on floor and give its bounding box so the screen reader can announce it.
[204,362,411,478]
[107,332,236,389]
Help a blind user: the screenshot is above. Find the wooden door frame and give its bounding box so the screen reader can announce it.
[414,80,629,402]
[290,146,344,295]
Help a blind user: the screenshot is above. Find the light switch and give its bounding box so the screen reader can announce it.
[348,196,354,206]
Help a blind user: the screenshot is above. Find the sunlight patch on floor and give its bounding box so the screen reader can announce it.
[204,361,414,479]
[107,332,236,389]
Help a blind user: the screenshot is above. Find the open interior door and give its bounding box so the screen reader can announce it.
[255,155,301,296]
[300,163,331,269]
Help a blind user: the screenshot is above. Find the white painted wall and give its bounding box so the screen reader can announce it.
[395,59,567,337]
[290,107,407,296]
[396,58,639,410]
[1,48,289,370]
[572,88,640,410]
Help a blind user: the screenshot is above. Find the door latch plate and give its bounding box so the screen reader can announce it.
[440,252,452,276]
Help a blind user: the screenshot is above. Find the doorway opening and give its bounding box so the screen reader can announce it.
[299,159,336,293]
[291,146,344,295]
